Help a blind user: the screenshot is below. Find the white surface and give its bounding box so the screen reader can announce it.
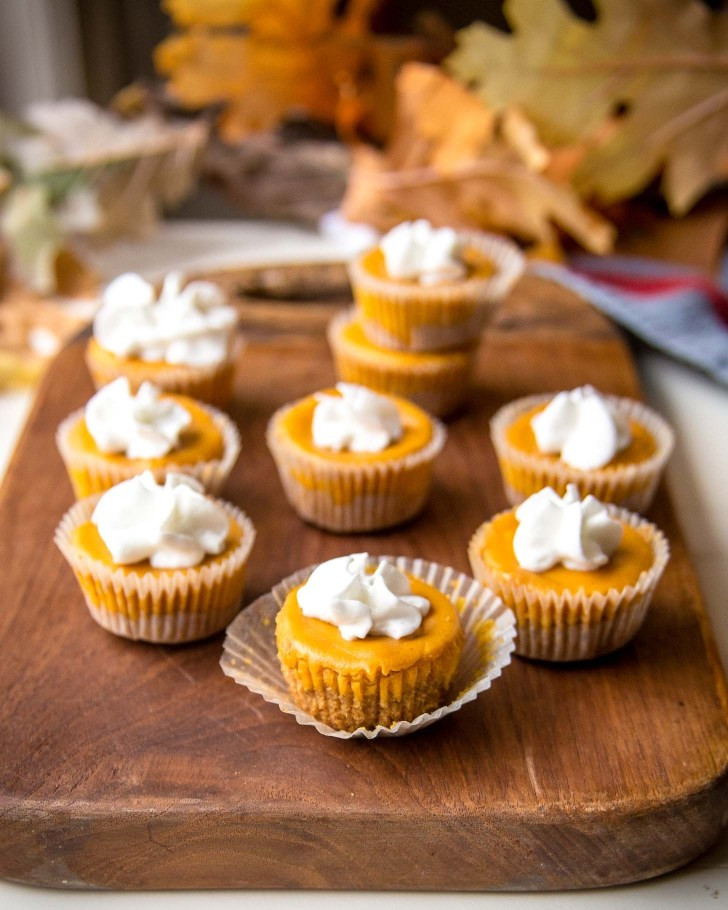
[0,389,33,477]
[0,0,85,115]
[1,221,726,907]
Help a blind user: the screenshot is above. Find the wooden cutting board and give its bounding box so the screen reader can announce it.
[0,266,726,891]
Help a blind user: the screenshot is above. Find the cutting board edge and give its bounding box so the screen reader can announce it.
[1,769,726,891]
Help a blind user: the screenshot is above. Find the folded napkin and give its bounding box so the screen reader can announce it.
[531,255,728,386]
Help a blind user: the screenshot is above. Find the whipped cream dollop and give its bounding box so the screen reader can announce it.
[92,471,229,569]
[85,377,191,459]
[530,386,631,471]
[380,219,466,286]
[93,271,236,367]
[297,553,430,640]
[513,484,622,572]
[312,383,402,453]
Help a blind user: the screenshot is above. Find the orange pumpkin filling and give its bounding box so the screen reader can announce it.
[278,388,433,464]
[87,337,185,372]
[67,394,224,468]
[71,517,242,576]
[361,246,495,284]
[276,574,463,680]
[338,319,473,368]
[479,511,655,596]
[505,403,656,469]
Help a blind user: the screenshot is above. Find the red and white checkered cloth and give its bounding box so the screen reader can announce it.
[532,254,728,386]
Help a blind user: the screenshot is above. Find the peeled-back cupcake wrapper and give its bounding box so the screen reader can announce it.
[328,309,477,417]
[490,392,675,512]
[266,405,447,533]
[85,338,244,408]
[54,494,256,644]
[220,556,517,740]
[468,506,670,662]
[56,403,241,499]
[348,231,524,352]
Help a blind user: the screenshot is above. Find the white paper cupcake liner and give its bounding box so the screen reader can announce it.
[468,506,670,662]
[490,392,675,512]
[349,231,524,352]
[328,308,477,417]
[55,494,256,643]
[221,556,516,739]
[56,401,241,498]
[266,405,447,533]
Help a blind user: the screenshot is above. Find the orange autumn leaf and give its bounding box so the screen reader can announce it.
[342,64,615,254]
[155,0,415,142]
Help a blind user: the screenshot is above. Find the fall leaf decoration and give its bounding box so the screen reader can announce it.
[155,0,431,143]
[342,63,615,255]
[448,0,728,216]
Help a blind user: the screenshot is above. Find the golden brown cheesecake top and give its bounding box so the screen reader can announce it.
[276,573,463,678]
[361,246,495,285]
[71,516,242,575]
[504,403,656,469]
[479,510,655,595]
[68,393,224,467]
[277,387,433,464]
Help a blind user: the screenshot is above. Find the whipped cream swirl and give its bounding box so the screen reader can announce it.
[380,219,466,286]
[531,386,631,471]
[513,484,622,572]
[312,383,402,453]
[85,377,191,459]
[93,271,237,367]
[297,553,430,640]
[92,471,229,569]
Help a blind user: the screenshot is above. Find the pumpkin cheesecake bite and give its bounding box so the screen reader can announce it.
[55,471,255,643]
[57,377,240,498]
[328,308,477,417]
[266,382,446,532]
[348,219,524,352]
[86,271,240,407]
[222,552,517,739]
[491,386,674,511]
[468,484,669,662]
[275,553,465,732]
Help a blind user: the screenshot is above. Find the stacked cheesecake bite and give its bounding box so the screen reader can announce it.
[329,219,524,417]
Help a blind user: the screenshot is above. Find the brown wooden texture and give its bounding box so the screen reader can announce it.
[0,268,726,891]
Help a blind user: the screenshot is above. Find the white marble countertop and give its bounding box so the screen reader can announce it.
[1,221,726,908]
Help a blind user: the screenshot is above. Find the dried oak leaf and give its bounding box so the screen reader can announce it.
[448,0,728,214]
[342,64,614,253]
[156,0,381,141]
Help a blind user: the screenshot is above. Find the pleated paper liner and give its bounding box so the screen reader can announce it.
[55,494,256,644]
[220,556,517,740]
[328,309,477,417]
[468,507,670,662]
[348,231,524,352]
[56,401,241,498]
[266,406,447,533]
[490,392,675,512]
[85,337,243,408]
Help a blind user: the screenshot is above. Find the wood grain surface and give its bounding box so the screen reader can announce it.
[0,267,726,891]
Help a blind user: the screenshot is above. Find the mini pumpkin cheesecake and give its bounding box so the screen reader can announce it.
[275,554,464,732]
[57,377,240,498]
[86,271,240,407]
[55,472,256,643]
[266,383,446,532]
[328,309,477,417]
[491,386,674,511]
[468,485,669,661]
[348,220,523,352]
